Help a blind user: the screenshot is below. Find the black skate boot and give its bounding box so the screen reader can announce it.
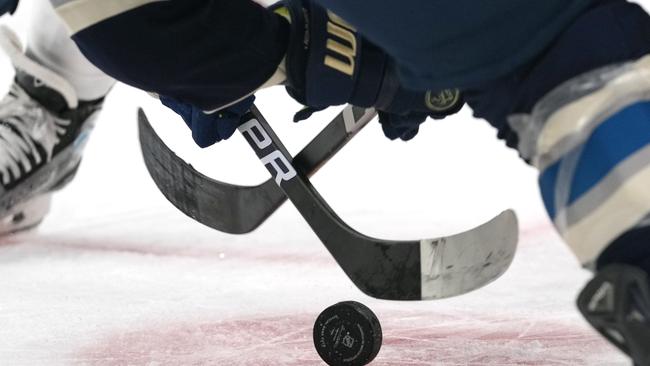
[577,264,650,366]
[0,26,103,234]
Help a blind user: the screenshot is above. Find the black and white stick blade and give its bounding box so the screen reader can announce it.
[239,106,519,300]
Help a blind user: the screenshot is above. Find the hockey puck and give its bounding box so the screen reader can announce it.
[313,301,382,366]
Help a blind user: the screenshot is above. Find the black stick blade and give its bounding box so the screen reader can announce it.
[138,108,281,234]
[137,107,376,234]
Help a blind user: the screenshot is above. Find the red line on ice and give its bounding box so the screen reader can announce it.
[74,310,620,365]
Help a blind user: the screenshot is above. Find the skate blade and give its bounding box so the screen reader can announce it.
[0,194,51,235]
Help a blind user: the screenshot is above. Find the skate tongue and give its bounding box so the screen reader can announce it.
[0,25,78,110]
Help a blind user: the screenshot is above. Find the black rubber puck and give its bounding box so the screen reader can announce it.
[313,301,382,366]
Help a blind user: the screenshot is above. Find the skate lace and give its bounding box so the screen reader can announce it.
[0,83,70,186]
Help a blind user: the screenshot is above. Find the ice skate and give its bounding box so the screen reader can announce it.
[578,264,650,366]
[0,27,103,235]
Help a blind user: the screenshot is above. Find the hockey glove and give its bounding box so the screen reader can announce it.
[0,0,17,15]
[160,95,255,148]
[278,0,463,141]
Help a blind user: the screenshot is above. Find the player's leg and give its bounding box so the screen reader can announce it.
[0,0,114,234]
[465,1,650,364]
[48,0,287,112]
[26,0,115,101]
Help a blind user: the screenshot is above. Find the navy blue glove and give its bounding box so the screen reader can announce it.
[279,0,463,141]
[160,95,255,148]
[0,0,17,15]
[378,88,463,141]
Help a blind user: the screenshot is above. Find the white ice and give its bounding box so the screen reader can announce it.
[0,4,640,365]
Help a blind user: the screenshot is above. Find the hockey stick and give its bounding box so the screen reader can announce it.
[235,105,518,300]
[138,106,376,234]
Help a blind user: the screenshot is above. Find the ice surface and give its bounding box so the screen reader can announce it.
[0,3,643,365]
